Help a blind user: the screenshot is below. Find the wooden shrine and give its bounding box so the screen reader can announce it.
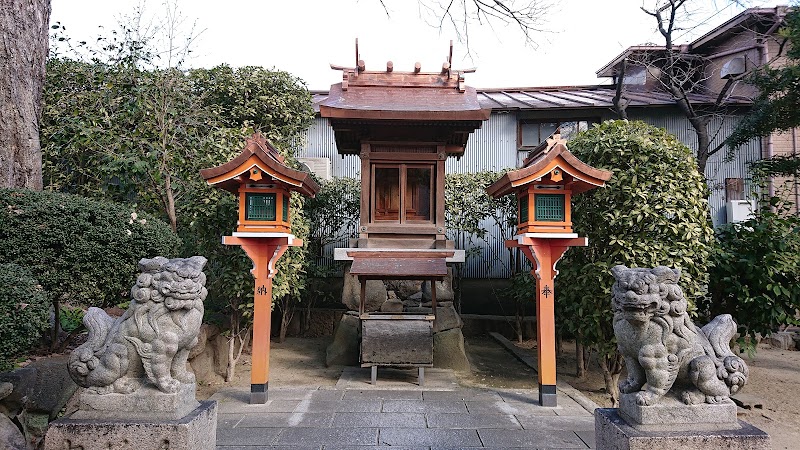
[322,42,490,382]
[200,133,319,403]
[487,134,612,406]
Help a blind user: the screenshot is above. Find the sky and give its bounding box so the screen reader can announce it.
[50,1,772,91]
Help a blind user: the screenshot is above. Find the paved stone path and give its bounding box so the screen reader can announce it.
[213,368,596,449]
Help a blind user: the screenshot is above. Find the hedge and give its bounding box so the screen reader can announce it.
[0,188,181,309]
[0,263,50,371]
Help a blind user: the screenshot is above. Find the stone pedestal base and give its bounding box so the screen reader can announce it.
[619,393,739,432]
[44,400,217,450]
[595,408,770,450]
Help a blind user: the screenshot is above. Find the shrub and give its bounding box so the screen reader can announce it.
[555,120,714,404]
[0,264,50,371]
[0,188,181,309]
[706,207,800,342]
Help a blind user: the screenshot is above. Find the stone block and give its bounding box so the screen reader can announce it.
[342,264,388,312]
[433,328,470,372]
[380,292,404,313]
[595,408,770,450]
[384,279,422,299]
[767,331,797,350]
[326,314,360,366]
[421,267,454,302]
[44,400,217,450]
[433,303,463,333]
[619,393,738,432]
[72,383,199,421]
[0,413,26,450]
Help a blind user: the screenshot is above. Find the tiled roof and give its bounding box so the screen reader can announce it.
[312,85,750,112]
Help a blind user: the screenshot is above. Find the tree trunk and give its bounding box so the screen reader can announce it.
[224,325,251,382]
[164,172,178,232]
[599,351,624,407]
[0,0,50,190]
[576,340,586,378]
[279,301,293,343]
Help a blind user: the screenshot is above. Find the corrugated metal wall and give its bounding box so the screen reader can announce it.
[298,110,762,278]
[300,117,361,178]
[628,110,761,226]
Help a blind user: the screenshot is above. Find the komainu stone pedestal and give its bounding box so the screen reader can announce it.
[44,400,217,450]
[595,407,770,450]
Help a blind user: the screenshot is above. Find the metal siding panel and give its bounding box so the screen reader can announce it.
[626,110,761,226]
[296,117,361,178]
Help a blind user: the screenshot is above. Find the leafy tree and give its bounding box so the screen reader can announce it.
[556,120,714,406]
[42,9,316,377]
[445,171,522,330]
[189,65,315,148]
[704,157,800,347]
[728,7,800,149]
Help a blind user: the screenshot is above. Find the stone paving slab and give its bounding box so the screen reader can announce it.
[426,412,522,429]
[216,426,281,446]
[516,414,595,431]
[422,389,504,402]
[237,412,335,428]
[214,376,597,449]
[378,428,482,447]
[478,428,591,448]
[383,399,469,413]
[343,389,423,400]
[332,412,427,428]
[273,427,379,446]
[297,399,384,413]
[465,399,558,416]
[336,367,460,391]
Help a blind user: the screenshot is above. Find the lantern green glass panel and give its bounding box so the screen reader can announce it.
[535,194,565,222]
[282,195,289,222]
[519,195,529,223]
[246,193,277,221]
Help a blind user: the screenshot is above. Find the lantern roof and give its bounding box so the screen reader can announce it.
[200,133,320,197]
[487,134,612,198]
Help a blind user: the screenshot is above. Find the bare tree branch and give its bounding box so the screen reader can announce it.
[394,0,552,54]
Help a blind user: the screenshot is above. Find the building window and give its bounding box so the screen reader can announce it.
[535,194,565,222]
[246,193,276,221]
[518,120,594,149]
[372,164,434,223]
[282,195,289,221]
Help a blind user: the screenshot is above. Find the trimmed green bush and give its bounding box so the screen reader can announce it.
[0,263,50,371]
[555,120,714,403]
[0,188,181,309]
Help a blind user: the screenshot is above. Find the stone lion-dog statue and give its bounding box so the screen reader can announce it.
[68,256,207,394]
[611,265,748,406]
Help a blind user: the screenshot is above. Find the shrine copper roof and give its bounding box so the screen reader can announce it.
[312,85,752,112]
[200,133,320,197]
[318,69,490,121]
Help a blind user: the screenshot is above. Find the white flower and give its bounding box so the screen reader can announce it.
[139,219,146,225]
[126,229,132,236]
[131,212,138,220]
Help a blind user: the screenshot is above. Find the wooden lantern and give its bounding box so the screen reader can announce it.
[489,134,612,236]
[200,134,319,234]
[199,133,319,404]
[486,134,611,407]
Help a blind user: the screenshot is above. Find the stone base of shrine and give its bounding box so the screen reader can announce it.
[594,408,770,450]
[44,400,217,450]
